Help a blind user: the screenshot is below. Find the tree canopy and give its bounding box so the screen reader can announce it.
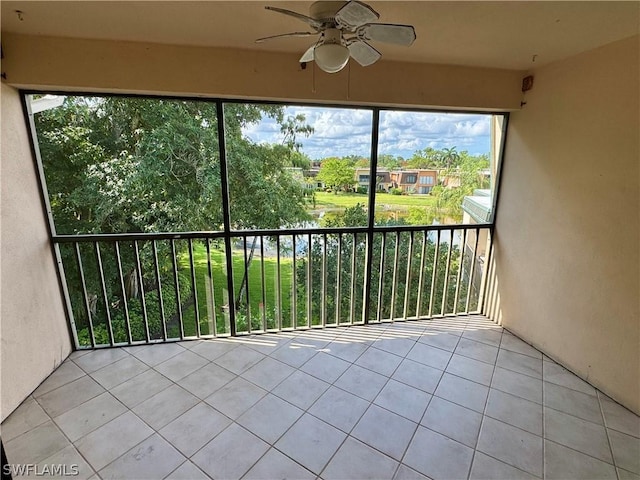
[36,97,313,234]
[317,157,356,193]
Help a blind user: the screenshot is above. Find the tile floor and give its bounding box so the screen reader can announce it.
[3,315,639,480]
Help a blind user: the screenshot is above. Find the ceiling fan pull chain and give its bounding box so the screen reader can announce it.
[312,60,317,94]
[347,61,351,100]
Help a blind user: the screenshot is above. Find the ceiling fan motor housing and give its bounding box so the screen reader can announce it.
[322,28,343,45]
[309,1,348,24]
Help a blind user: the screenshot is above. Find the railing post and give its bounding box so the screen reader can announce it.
[362,108,380,324]
[216,101,237,336]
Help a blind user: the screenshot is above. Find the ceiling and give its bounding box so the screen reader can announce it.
[1,1,638,70]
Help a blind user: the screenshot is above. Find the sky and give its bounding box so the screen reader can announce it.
[242,105,492,160]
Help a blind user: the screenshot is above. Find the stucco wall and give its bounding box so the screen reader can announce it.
[1,33,523,111]
[1,30,638,415]
[1,83,72,420]
[492,36,640,413]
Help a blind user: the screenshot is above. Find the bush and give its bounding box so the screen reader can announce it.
[390,188,403,196]
[356,186,368,194]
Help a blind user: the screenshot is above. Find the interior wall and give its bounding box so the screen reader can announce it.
[0,33,523,111]
[492,36,640,413]
[0,83,72,420]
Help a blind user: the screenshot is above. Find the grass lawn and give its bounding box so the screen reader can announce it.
[314,191,437,209]
[179,242,294,334]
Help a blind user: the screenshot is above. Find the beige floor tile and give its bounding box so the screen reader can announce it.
[609,429,640,474]
[99,433,185,480]
[470,452,540,480]
[496,349,542,379]
[159,403,231,456]
[492,366,542,404]
[271,370,330,409]
[5,420,69,465]
[407,342,452,370]
[352,404,417,460]
[204,376,267,419]
[322,437,398,480]
[544,382,603,425]
[486,388,542,435]
[192,423,269,479]
[132,384,199,429]
[308,385,370,432]
[544,408,612,463]
[110,368,173,408]
[392,358,443,394]
[299,350,351,383]
[1,397,50,442]
[125,342,185,366]
[421,396,482,448]
[334,364,388,401]
[165,461,210,480]
[374,379,431,423]
[355,346,403,376]
[274,413,346,475]
[75,411,154,471]
[53,392,127,441]
[404,426,474,480]
[36,376,105,418]
[240,356,295,390]
[73,349,129,374]
[90,355,149,389]
[244,448,314,480]
[544,440,616,479]
[237,394,304,444]
[446,353,495,386]
[435,373,489,413]
[154,349,208,382]
[477,417,543,477]
[455,338,498,365]
[33,361,86,397]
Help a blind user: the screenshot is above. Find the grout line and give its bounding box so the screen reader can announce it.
[598,390,620,480]
[465,327,502,479]
[393,320,468,478]
[15,316,634,480]
[542,347,546,479]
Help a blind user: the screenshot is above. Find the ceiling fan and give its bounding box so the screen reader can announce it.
[256,1,416,73]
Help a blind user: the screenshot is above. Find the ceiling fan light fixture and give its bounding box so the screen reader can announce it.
[314,43,350,73]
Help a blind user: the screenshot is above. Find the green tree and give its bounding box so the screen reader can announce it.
[297,205,469,326]
[377,154,402,170]
[440,146,461,169]
[432,152,490,220]
[36,96,314,343]
[317,158,356,193]
[407,148,440,169]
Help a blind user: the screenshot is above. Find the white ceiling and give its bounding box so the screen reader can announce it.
[1,1,638,70]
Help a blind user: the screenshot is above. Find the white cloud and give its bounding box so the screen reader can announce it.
[242,105,492,159]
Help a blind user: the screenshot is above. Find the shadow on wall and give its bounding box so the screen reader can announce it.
[482,232,502,325]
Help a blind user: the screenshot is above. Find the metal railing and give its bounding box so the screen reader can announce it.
[53,224,491,349]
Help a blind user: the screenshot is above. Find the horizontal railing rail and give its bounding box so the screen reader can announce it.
[53,224,492,348]
[51,222,492,242]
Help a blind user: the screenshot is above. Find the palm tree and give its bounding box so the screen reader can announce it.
[441,147,460,169]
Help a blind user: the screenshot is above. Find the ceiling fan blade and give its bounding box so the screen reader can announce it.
[348,40,381,66]
[256,32,317,43]
[335,1,380,29]
[299,45,315,63]
[357,23,416,46]
[264,6,322,30]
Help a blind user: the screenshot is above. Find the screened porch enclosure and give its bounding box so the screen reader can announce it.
[29,94,506,348]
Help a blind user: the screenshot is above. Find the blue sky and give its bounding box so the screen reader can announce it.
[242,106,491,160]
